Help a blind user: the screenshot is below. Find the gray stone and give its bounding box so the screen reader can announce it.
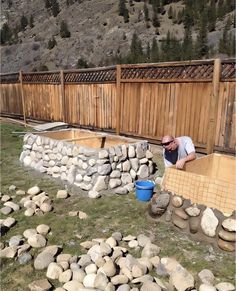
[72,269,86,282]
[100,259,117,277]
[93,176,108,191]
[171,196,183,208]
[111,275,129,285]
[222,218,236,232]
[75,173,83,182]
[0,246,17,258]
[198,269,215,285]
[137,165,149,178]
[59,269,72,283]
[117,284,130,291]
[27,186,41,195]
[94,272,109,290]
[98,164,112,175]
[130,158,139,172]
[97,159,110,165]
[79,183,92,191]
[16,190,26,195]
[218,229,236,242]
[23,156,32,166]
[128,146,136,158]
[172,214,188,229]
[28,279,52,291]
[9,184,17,191]
[4,201,20,211]
[217,239,235,252]
[9,235,24,247]
[18,253,32,264]
[1,195,11,202]
[34,252,54,270]
[137,234,151,247]
[121,173,132,185]
[199,284,217,291]
[110,170,121,178]
[28,234,47,248]
[40,203,53,213]
[3,217,16,228]
[88,190,101,199]
[124,183,134,192]
[174,209,189,220]
[112,232,122,241]
[201,208,219,237]
[169,265,195,291]
[25,208,35,217]
[63,280,83,290]
[154,193,170,209]
[57,190,69,199]
[215,282,235,291]
[109,178,122,189]
[140,281,161,291]
[46,262,63,279]
[185,205,201,217]
[99,150,109,159]
[140,158,148,164]
[1,206,12,215]
[115,187,128,195]
[123,160,131,172]
[83,273,96,288]
[146,150,153,159]
[141,242,161,258]
[136,144,146,159]
[87,166,97,176]
[17,244,31,256]
[36,224,50,236]
[130,169,136,179]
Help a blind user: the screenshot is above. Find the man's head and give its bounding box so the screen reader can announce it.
[161,135,178,151]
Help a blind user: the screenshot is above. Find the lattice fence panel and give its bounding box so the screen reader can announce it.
[22,72,61,83]
[121,64,214,80]
[0,73,19,84]
[64,68,116,83]
[221,61,236,80]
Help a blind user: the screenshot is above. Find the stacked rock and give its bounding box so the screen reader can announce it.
[0,224,50,264]
[218,218,236,252]
[20,132,155,194]
[148,192,236,252]
[20,186,53,217]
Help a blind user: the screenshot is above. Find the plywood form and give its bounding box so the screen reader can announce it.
[163,154,236,214]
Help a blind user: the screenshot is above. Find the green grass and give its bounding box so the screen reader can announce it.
[0,122,235,290]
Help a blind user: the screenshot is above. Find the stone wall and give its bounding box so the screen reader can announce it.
[149,191,236,252]
[19,133,155,194]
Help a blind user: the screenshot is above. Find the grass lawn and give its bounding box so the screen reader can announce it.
[0,121,235,290]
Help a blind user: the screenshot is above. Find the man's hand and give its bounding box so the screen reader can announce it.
[176,158,186,169]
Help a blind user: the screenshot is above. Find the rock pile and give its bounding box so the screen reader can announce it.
[20,132,155,194]
[24,232,235,291]
[19,186,53,217]
[149,192,236,252]
[0,223,50,262]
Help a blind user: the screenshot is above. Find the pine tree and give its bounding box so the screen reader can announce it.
[29,15,34,28]
[51,0,60,17]
[20,15,28,31]
[219,18,232,55]
[60,20,71,38]
[182,27,193,60]
[77,57,89,69]
[195,12,209,58]
[217,0,225,20]
[146,42,151,62]
[152,11,160,27]
[207,0,216,32]
[150,37,159,62]
[127,32,144,63]
[45,0,51,9]
[119,0,129,23]
[144,2,149,21]
[48,36,57,49]
[168,6,173,19]
[0,23,12,44]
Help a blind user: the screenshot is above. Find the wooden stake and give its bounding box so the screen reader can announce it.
[19,70,27,127]
[206,59,221,154]
[116,65,121,135]
[60,70,66,123]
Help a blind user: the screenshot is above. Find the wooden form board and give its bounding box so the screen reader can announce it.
[163,154,236,215]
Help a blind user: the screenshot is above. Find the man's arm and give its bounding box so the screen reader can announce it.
[176,152,196,169]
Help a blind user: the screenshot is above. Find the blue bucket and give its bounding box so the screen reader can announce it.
[135,180,155,202]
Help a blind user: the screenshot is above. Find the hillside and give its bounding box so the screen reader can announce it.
[0,0,235,73]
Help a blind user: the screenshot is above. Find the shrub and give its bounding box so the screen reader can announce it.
[60,20,71,38]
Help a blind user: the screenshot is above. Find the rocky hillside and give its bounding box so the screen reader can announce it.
[0,0,235,73]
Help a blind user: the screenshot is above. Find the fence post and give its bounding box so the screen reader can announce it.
[206,58,221,154]
[60,70,66,123]
[19,70,27,127]
[116,64,121,135]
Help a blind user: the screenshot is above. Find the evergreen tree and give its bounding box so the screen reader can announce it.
[0,23,12,44]
[218,18,232,55]
[161,31,181,61]
[168,6,173,19]
[146,42,151,62]
[48,36,57,49]
[144,2,149,21]
[20,15,28,31]
[119,0,129,23]
[29,15,34,28]
[60,20,71,38]
[207,0,216,32]
[77,57,89,69]
[195,12,209,58]
[229,32,235,56]
[127,32,144,63]
[45,0,51,9]
[182,27,193,60]
[51,0,60,17]
[150,37,159,62]
[152,11,160,27]
[217,0,225,20]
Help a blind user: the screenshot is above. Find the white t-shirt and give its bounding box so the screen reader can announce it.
[163,136,195,167]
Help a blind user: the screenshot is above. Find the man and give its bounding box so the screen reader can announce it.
[161,135,196,169]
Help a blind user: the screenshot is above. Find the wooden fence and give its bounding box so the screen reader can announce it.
[0,59,235,154]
